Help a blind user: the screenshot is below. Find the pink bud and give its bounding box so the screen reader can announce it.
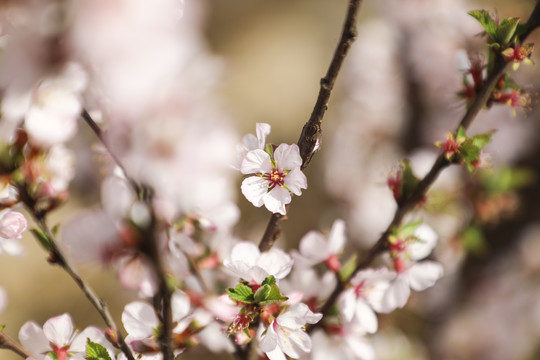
[0,211,27,239]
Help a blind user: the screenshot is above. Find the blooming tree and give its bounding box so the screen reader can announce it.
[0,1,539,360]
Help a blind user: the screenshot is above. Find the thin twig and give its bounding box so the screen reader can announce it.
[81,109,142,196]
[0,332,32,359]
[19,192,136,360]
[309,0,540,332]
[258,0,363,252]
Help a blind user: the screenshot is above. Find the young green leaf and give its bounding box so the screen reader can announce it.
[468,10,497,38]
[261,275,276,287]
[30,228,53,252]
[257,284,288,305]
[399,219,423,239]
[227,283,255,303]
[494,17,520,46]
[86,338,113,360]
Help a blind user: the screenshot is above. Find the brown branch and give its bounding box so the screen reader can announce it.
[258,0,363,252]
[81,109,142,196]
[19,196,136,360]
[0,332,32,359]
[309,0,540,332]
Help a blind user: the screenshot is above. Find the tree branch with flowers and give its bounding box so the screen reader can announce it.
[0,1,539,360]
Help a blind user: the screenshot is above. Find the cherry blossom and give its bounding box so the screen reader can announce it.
[122,290,193,359]
[0,209,26,256]
[338,267,394,333]
[296,219,346,270]
[259,303,322,360]
[235,122,271,169]
[19,313,111,360]
[223,241,293,285]
[308,323,375,360]
[241,143,307,215]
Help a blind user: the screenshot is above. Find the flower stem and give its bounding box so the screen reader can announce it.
[0,331,32,359]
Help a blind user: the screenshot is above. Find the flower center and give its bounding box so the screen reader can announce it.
[266,168,285,188]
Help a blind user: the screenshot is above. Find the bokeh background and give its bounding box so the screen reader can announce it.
[2,0,540,359]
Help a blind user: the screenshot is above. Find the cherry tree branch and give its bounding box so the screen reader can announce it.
[310,0,540,331]
[258,0,363,252]
[0,332,32,359]
[18,191,136,360]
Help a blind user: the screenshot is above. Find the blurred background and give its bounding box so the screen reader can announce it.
[2,0,540,359]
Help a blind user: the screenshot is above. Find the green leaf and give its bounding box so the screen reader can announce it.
[468,10,497,38]
[30,228,53,252]
[0,324,5,331]
[257,284,288,305]
[86,338,113,360]
[227,283,255,303]
[399,159,420,204]
[254,284,271,303]
[48,352,59,360]
[339,253,357,282]
[478,167,534,193]
[494,17,520,46]
[461,224,487,255]
[471,130,495,149]
[399,219,423,239]
[261,275,276,287]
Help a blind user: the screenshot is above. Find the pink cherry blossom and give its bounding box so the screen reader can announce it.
[19,313,112,360]
[235,122,271,169]
[259,303,322,360]
[0,210,26,257]
[223,241,293,284]
[338,267,394,333]
[296,219,346,270]
[122,290,193,359]
[241,143,307,215]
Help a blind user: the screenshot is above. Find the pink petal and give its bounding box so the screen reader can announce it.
[42,313,74,347]
[240,149,271,175]
[283,168,307,196]
[273,144,302,170]
[19,321,50,354]
[241,176,268,207]
[263,186,290,215]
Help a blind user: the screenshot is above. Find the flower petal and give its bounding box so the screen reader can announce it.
[241,149,271,175]
[299,231,329,263]
[327,219,346,254]
[257,248,293,280]
[408,224,438,260]
[273,144,302,170]
[122,301,158,339]
[171,290,191,322]
[241,176,268,207]
[71,326,107,352]
[381,275,410,313]
[407,261,444,291]
[42,313,74,347]
[255,123,271,149]
[354,300,378,334]
[19,321,50,354]
[259,322,278,353]
[263,186,290,215]
[283,168,307,196]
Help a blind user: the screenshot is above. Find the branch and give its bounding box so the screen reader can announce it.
[0,332,32,359]
[310,0,540,331]
[81,110,142,196]
[258,0,363,252]
[19,190,136,360]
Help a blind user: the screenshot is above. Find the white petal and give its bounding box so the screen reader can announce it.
[299,231,328,262]
[277,303,322,329]
[259,322,278,353]
[338,289,356,322]
[122,301,158,339]
[171,290,191,321]
[263,186,290,215]
[230,242,260,266]
[345,336,375,360]
[1,238,24,256]
[273,144,302,170]
[408,224,438,260]
[242,133,258,151]
[241,176,268,207]
[240,149,272,175]
[407,261,444,291]
[265,346,287,360]
[19,321,50,354]
[42,313,74,346]
[381,275,410,313]
[70,327,106,352]
[283,168,307,196]
[255,123,271,149]
[327,219,346,254]
[354,301,378,334]
[257,248,293,280]
[279,327,311,358]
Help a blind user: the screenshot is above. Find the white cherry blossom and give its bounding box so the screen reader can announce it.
[235,122,271,169]
[241,143,307,215]
[259,303,322,360]
[223,241,293,284]
[296,219,346,270]
[0,210,26,256]
[19,313,111,360]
